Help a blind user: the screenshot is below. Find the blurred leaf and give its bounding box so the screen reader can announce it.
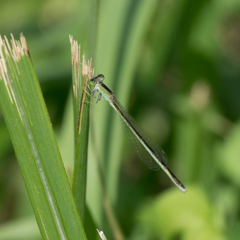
[171,86,216,188]
[87,0,162,238]
[0,217,40,240]
[213,185,239,229]
[137,186,225,240]
[216,121,240,186]
[91,0,160,205]
[85,206,99,240]
[227,222,240,240]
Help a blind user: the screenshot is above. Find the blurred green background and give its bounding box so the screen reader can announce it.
[1,0,240,239]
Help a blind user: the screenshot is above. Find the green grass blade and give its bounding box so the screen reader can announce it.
[106,0,160,201]
[70,36,94,225]
[0,34,86,240]
[87,0,160,237]
[92,0,159,203]
[85,206,99,240]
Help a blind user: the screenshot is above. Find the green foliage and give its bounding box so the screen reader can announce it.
[1,0,240,239]
[217,121,240,185]
[137,187,224,240]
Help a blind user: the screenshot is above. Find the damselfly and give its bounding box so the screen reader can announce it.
[90,74,186,193]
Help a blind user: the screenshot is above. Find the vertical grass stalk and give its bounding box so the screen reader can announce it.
[70,36,94,226]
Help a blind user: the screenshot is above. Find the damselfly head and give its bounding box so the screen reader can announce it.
[90,74,105,84]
